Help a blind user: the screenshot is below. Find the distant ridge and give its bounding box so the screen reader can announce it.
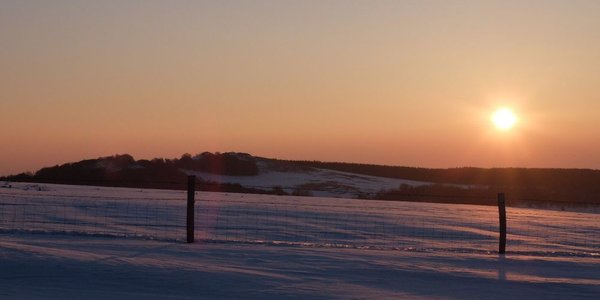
[3,152,600,207]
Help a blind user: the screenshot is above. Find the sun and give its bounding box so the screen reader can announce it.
[491,108,517,130]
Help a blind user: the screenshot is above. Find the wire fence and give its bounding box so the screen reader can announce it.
[0,187,185,241]
[193,197,499,253]
[506,209,600,256]
[1,182,599,257]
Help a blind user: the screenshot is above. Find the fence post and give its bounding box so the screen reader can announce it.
[498,193,506,254]
[187,175,196,243]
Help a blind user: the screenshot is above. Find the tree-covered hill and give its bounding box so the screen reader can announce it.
[3,153,600,206]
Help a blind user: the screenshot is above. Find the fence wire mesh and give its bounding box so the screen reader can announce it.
[1,183,599,257]
[194,197,498,253]
[0,186,185,240]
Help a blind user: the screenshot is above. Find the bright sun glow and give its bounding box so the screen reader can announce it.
[491,108,517,130]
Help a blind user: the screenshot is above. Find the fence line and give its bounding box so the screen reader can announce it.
[1,182,599,257]
[0,195,185,241]
[192,198,499,253]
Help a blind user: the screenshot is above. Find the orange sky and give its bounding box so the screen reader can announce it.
[2,1,600,175]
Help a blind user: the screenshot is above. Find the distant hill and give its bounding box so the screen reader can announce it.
[284,160,600,205]
[2,153,262,192]
[3,152,600,208]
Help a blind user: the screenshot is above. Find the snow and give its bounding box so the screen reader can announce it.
[186,160,432,198]
[1,182,599,299]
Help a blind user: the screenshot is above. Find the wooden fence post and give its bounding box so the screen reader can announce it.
[187,175,196,243]
[498,193,506,254]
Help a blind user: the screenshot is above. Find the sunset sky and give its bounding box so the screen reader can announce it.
[2,0,600,175]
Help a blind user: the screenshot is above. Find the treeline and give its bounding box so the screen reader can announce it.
[4,153,600,205]
[1,152,260,191]
[177,152,258,176]
[285,160,600,204]
[285,160,600,187]
[372,183,600,208]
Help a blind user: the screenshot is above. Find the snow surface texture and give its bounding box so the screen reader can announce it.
[186,160,433,198]
[1,182,600,299]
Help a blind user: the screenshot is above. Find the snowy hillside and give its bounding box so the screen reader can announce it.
[186,159,433,198]
[6,153,600,208]
[1,182,599,299]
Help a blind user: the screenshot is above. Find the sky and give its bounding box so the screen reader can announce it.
[2,0,600,175]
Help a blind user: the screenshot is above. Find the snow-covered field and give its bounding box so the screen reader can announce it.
[188,160,433,198]
[1,182,599,299]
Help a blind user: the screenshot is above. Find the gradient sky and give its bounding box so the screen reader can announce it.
[2,0,600,175]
